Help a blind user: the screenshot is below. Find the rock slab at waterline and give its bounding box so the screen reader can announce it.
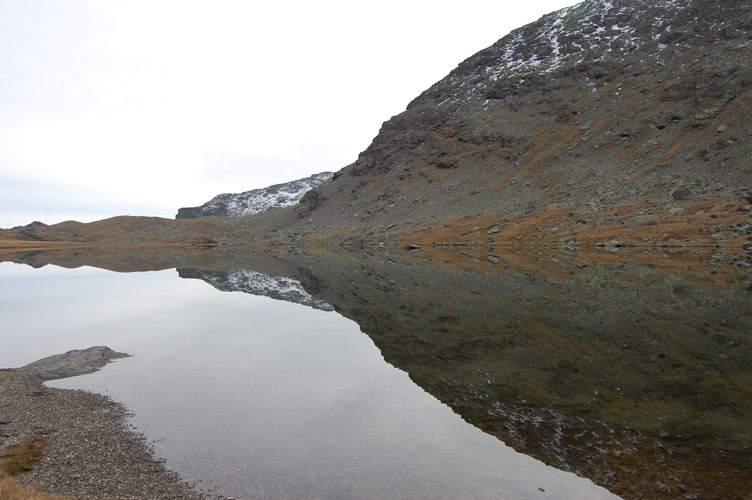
[16,346,130,381]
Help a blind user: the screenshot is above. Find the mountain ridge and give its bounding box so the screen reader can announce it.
[176,172,334,219]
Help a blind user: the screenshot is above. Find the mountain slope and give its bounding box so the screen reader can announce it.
[256,0,751,246]
[176,172,333,219]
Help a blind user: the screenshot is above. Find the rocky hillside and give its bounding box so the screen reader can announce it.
[176,172,333,219]
[254,0,751,247]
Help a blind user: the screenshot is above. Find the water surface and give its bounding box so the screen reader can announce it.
[2,244,750,499]
[0,260,617,500]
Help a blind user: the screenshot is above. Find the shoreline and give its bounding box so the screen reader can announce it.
[0,357,217,500]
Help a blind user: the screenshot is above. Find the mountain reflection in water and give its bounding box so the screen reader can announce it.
[2,244,751,499]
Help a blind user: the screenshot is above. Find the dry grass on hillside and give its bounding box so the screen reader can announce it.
[0,477,70,500]
[1,436,45,476]
[0,436,70,500]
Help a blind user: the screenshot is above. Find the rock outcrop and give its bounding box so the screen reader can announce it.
[16,347,130,381]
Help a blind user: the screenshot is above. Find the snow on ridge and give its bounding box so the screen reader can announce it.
[486,1,637,80]
[207,172,334,216]
[436,0,691,107]
[177,172,334,218]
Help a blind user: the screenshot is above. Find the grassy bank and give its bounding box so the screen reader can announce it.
[0,436,69,500]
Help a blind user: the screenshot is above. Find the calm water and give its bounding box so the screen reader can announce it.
[0,261,618,500]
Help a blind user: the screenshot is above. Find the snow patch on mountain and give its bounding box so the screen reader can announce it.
[433,0,694,107]
[177,172,334,219]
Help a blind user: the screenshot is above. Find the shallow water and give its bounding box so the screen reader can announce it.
[1,261,617,500]
[1,245,751,499]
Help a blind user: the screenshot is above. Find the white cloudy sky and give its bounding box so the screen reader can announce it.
[0,0,576,227]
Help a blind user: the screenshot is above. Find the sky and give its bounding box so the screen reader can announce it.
[0,0,577,227]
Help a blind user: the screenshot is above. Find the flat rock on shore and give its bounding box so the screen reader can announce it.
[16,346,130,381]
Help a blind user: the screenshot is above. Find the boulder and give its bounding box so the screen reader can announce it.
[625,215,659,228]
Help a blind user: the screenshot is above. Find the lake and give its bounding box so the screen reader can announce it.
[1,245,750,499]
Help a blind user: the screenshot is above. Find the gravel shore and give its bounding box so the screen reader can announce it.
[0,367,211,500]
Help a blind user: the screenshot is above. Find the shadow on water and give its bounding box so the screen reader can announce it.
[3,244,751,499]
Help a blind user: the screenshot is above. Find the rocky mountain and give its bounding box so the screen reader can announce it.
[176,172,333,219]
[178,268,334,311]
[250,0,751,249]
[2,0,751,259]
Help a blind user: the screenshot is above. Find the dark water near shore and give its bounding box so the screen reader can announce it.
[1,246,751,499]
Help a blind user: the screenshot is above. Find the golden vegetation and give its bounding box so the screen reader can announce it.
[0,436,70,500]
[0,477,70,500]
[1,436,45,476]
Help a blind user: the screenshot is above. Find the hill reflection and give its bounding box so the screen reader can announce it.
[3,244,751,499]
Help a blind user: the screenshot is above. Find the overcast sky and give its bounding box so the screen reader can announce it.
[0,0,576,227]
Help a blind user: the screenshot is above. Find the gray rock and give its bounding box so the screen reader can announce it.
[625,215,659,228]
[672,188,693,201]
[16,346,130,381]
[668,207,685,216]
[711,232,731,241]
[488,225,500,234]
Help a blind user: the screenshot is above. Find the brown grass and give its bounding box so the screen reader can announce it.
[0,436,70,500]
[1,436,45,476]
[0,477,70,500]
